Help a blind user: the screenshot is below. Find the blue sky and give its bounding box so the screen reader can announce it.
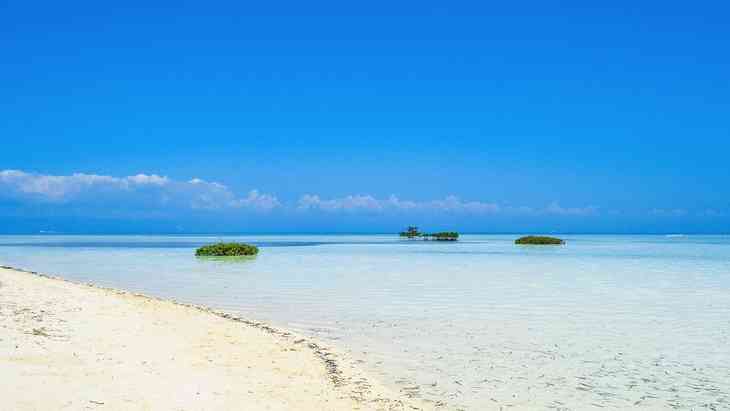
[1,1,729,233]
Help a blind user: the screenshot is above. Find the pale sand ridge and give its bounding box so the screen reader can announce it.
[0,266,436,411]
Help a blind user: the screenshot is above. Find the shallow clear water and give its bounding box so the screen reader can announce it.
[1,234,729,409]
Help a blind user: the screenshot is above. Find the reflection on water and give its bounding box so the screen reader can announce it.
[195,255,258,264]
[1,234,729,410]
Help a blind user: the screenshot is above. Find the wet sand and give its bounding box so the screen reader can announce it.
[0,266,429,411]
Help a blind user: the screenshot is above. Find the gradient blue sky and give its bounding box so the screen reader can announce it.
[2,1,729,233]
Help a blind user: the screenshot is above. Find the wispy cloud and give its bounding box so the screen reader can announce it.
[652,208,729,218]
[545,201,599,216]
[297,194,388,212]
[650,208,688,218]
[0,170,280,211]
[297,194,596,216]
[297,194,501,213]
[697,209,727,217]
[0,170,603,218]
[0,169,164,201]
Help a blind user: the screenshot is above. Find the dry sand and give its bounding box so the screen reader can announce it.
[0,266,429,411]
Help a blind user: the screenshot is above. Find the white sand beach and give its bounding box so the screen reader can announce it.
[0,266,426,411]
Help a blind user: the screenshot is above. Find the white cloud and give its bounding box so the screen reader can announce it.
[296,194,593,216]
[0,170,604,218]
[0,169,124,200]
[698,209,727,217]
[297,194,386,212]
[545,201,599,216]
[231,190,281,211]
[127,174,169,186]
[428,195,501,213]
[0,170,279,212]
[297,194,500,213]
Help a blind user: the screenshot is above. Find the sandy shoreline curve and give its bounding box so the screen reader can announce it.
[1,266,438,410]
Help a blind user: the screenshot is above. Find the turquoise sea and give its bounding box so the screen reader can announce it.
[1,234,729,409]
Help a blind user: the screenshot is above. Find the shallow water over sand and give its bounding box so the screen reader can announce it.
[1,234,729,409]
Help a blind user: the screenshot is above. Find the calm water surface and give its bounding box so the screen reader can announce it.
[1,234,729,410]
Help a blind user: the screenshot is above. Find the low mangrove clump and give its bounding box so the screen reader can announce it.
[515,235,565,245]
[399,226,459,241]
[429,232,460,241]
[195,242,259,256]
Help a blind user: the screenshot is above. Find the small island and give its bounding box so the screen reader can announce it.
[195,242,259,256]
[515,235,565,245]
[399,226,459,241]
